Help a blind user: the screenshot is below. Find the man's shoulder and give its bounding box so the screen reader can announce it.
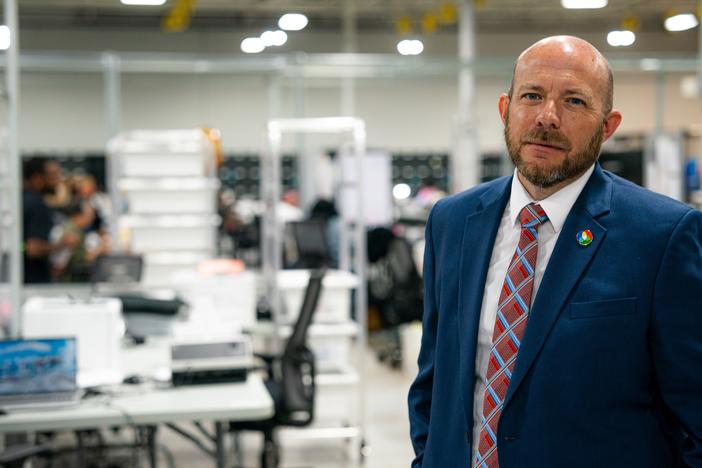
[431,176,511,221]
[603,170,693,223]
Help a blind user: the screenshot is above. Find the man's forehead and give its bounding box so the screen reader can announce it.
[513,39,607,93]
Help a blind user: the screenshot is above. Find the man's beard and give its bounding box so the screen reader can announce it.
[505,110,605,189]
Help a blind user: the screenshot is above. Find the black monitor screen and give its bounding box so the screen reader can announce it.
[599,150,644,187]
[91,254,143,284]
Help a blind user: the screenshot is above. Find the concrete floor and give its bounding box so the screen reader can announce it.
[157,348,417,468]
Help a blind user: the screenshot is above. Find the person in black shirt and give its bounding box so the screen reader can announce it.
[22,158,71,283]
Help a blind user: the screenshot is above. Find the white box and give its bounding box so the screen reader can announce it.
[121,215,218,252]
[170,269,257,336]
[109,129,215,178]
[22,297,124,387]
[142,252,210,286]
[276,270,359,324]
[120,178,219,215]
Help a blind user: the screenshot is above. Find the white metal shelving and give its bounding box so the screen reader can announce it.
[107,129,221,286]
[260,117,369,462]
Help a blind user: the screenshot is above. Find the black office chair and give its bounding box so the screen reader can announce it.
[230,268,326,468]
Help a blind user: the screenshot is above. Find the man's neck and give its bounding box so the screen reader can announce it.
[517,171,580,201]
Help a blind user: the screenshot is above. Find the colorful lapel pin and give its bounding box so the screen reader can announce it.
[576,229,593,246]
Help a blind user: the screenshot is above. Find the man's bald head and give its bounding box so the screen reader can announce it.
[508,36,614,116]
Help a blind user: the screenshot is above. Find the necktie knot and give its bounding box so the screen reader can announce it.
[519,203,548,229]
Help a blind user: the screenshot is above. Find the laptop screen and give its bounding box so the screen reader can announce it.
[0,338,78,396]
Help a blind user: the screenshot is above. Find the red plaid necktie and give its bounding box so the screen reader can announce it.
[474,203,549,468]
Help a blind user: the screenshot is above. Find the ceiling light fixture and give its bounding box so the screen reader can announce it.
[607,30,636,47]
[0,26,10,50]
[664,13,699,32]
[121,0,167,5]
[241,37,265,54]
[561,0,607,9]
[260,30,288,47]
[278,13,308,31]
[397,39,424,56]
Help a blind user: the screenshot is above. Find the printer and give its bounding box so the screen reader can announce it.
[170,336,253,387]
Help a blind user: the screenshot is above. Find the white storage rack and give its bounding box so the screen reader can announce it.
[107,130,221,285]
[260,118,368,461]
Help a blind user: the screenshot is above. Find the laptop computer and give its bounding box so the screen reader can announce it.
[0,337,82,410]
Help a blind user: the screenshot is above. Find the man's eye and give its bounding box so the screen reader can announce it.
[567,97,586,106]
[522,93,540,101]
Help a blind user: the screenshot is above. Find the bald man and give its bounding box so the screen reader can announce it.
[408,36,702,468]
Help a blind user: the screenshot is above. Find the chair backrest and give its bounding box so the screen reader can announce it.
[289,221,331,268]
[284,268,325,356]
[279,268,325,426]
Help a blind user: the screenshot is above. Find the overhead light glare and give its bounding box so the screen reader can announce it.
[260,30,288,47]
[397,39,424,56]
[393,183,412,200]
[120,0,167,5]
[278,13,308,31]
[241,37,265,54]
[0,26,10,50]
[664,13,699,32]
[607,30,636,47]
[561,0,607,9]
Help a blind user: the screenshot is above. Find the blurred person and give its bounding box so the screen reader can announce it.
[408,36,702,467]
[22,158,60,283]
[42,158,71,210]
[52,200,108,282]
[74,174,111,235]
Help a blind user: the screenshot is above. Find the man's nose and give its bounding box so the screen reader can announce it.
[536,99,560,129]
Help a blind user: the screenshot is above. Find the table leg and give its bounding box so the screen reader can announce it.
[215,422,226,468]
[147,426,158,468]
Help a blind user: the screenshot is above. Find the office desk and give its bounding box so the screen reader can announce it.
[0,376,273,468]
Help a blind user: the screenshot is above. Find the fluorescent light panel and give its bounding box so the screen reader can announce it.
[0,26,10,50]
[561,0,607,9]
[397,39,424,56]
[607,30,635,47]
[121,0,167,5]
[278,13,308,31]
[664,13,699,32]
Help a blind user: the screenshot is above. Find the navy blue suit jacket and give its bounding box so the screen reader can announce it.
[408,164,702,467]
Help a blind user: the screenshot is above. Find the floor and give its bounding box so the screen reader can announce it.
[157,346,417,468]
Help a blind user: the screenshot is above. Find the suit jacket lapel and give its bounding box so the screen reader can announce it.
[457,177,511,426]
[504,164,613,407]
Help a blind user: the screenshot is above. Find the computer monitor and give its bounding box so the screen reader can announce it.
[289,221,330,268]
[0,337,78,396]
[90,254,143,284]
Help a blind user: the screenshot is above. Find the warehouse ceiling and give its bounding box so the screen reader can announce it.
[15,0,701,35]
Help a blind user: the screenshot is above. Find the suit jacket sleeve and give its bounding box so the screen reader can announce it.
[408,207,438,468]
[652,209,702,466]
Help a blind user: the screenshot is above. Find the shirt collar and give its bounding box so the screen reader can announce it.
[509,164,595,233]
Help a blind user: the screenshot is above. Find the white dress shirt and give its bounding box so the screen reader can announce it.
[471,165,595,456]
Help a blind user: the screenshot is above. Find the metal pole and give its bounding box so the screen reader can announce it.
[655,69,665,134]
[5,0,21,337]
[341,0,357,117]
[102,52,122,245]
[264,122,283,354]
[294,59,315,209]
[452,0,480,193]
[352,120,368,462]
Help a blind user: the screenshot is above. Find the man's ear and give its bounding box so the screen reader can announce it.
[602,110,622,142]
[498,93,510,125]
